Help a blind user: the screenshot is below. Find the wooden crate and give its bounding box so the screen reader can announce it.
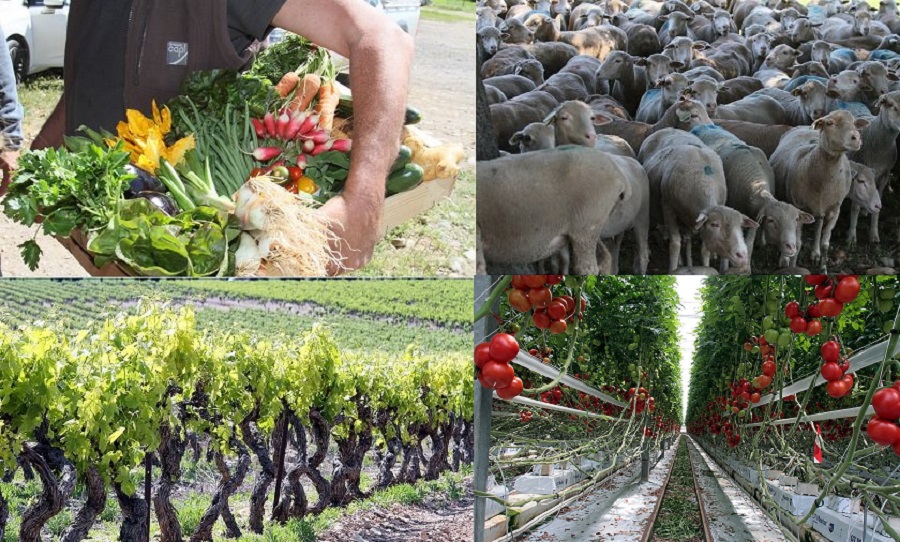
[57,176,457,276]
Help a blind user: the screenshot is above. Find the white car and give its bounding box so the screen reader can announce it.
[0,0,68,82]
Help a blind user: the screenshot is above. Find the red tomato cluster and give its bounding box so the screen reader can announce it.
[475,333,524,400]
[743,334,777,391]
[508,275,586,335]
[626,386,656,413]
[520,411,533,423]
[818,338,854,398]
[868,382,900,456]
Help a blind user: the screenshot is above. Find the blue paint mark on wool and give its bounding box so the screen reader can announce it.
[704,165,713,175]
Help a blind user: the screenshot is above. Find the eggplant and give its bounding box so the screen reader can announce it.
[124,164,165,197]
[137,191,180,216]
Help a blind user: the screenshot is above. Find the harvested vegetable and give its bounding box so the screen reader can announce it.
[87,198,238,276]
[315,81,340,132]
[157,150,236,213]
[233,176,341,276]
[274,71,300,97]
[290,73,322,112]
[2,138,135,270]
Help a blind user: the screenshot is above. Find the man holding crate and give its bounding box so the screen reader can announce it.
[31,0,415,273]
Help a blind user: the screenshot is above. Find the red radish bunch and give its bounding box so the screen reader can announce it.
[250,109,353,168]
[475,333,524,400]
[507,275,586,335]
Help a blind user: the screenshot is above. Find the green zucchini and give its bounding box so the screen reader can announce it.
[337,95,422,125]
[390,145,413,174]
[386,163,425,196]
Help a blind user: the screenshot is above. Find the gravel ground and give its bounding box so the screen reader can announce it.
[317,480,474,542]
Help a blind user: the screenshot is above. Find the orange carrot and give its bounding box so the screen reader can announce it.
[289,73,321,112]
[315,81,340,132]
[274,71,300,97]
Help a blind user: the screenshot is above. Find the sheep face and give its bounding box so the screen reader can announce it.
[638,54,683,86]
[546,101,598,147]
[765,45,801,71]
[510,123,557,152]
[876,91,900,130]
[683,77,720,117]
[812,110,869,154]
[791,81,827,121]
[826,71,862,101]
[695,206,758,269]
[848,163,883,214]
[596,51,632,80]
[757,202,814,260]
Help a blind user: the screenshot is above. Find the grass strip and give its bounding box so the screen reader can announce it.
[651,438,706,542]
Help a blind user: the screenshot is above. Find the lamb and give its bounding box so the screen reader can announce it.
[716,76,763,104]
[597,96,714,153]
[509,122,556,152]
[543,100,651,273]
[533,15,628,60]
[663,36,704,68]
[754,79,828,124]
[691,124,815,268]
[639,128,758,271]
[636,54,685,84]
[636,72,690,123]
[489,90,560,152]
[483,74,537,99]
[770,110,870,266]
[499,17,535,44]
[715,93,787,124]
[481,46,535,78]
[476,146,631,274]
[847,90,900,245]
[712,119,794,157]
[479,26,504,57]
[845,161,884,246]
[485,85,509,105]
[683,75,723,117]
[595,51,649,115]
[609,13,662,57]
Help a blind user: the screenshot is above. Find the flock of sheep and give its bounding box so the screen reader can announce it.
[474,0,900,275]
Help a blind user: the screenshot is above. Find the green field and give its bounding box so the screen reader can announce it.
[0,278,472,354]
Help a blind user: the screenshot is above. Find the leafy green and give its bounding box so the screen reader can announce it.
[2,139,135,268]
[17,240,42,272]
[86,199,239,277]
[167,69,275,130]
[249,34,320,84]
[304,151,351,202]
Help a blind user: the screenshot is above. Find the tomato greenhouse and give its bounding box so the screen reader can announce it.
[474,274,900,542]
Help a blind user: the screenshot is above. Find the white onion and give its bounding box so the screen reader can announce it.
[234,233,261,276]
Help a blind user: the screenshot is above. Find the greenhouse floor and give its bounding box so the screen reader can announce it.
[521,444,676,541]
[687,437,790,542]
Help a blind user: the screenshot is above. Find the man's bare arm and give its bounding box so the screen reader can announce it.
[272,0,415,273]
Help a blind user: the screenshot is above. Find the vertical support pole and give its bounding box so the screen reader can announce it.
[474,275,500,542]
[641,417,650,482]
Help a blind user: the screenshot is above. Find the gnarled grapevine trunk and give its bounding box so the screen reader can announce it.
[240,411,276,534]
[424,420,454,481]
[190,445,251,542]
[19,443,77,542]
[374,436,402,490]
[115,482,149,542]
[330,401,374,506]
[0,481,8,542]
[398,429,422,484]
[61,466,106,542]
[153,423,186,542]
[274,411,307,522]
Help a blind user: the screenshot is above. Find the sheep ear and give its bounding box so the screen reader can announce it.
[790,87,805,96]
[741,215,760,229]
[854,118,871,129]
[659,14,670,20]
[694,212,709,230]
[825,89,841,98]
[594,111,614,125]
[501,32,511,40]
[812,117,826,130]
[509,132,525,145]
[799,211,815,224]
[670,60,685,68]
[810,20,823,26]
[635,58,649,66]
[718,84,729,93]
[889,72,900,81]
[664,42,676,50]
[693,41,710,49]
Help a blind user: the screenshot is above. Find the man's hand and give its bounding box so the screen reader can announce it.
[319,189,383,274]
[0,149,19,192]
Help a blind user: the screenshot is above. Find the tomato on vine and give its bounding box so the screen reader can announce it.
[489,333,520,363]
[872,386,900,421]
[474,342,492,369]
[497,377,524,400]
[481,361,515,389]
